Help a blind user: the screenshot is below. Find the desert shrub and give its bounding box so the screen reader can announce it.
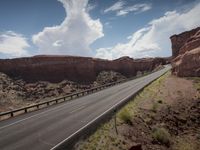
[152,127,171,146]
[118,108,132,125]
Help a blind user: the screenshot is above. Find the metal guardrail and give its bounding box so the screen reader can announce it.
[0,78,127,119]
[0,66,165,120]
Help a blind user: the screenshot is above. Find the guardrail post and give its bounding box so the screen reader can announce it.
[11,112,14,117]
[25,108,27,113]
[114,110,118,135]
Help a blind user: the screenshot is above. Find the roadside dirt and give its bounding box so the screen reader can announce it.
[75,72,200,150]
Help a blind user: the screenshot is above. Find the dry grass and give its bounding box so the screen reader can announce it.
[118,108,132,125]
[152,127,171,146]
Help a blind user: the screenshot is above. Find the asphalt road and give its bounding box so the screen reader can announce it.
[0,65,171,150]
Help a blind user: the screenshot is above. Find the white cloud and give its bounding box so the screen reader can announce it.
[32,0,104,56]
[104,1,151,16]
[0,31,30,57]
[96,3,200,59]
[104,1,125,13]
[116,3,152,16]
[86,3,97,12]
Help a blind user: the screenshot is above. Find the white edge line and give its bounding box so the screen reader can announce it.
[50,67,170,150]
[50,89,136,150]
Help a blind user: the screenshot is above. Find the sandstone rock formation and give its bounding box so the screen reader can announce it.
[170,27,200,58]
[0,55,168,84]
[171,27,200,77]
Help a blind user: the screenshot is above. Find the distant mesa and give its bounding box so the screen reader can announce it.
[170,27,200,77]
[0,55,169,84]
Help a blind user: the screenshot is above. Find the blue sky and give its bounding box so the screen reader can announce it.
[0,0,200,59]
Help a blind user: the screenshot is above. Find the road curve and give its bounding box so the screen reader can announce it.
[0,65,171,150]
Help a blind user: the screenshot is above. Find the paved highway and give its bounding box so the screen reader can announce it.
[0,65,171,150]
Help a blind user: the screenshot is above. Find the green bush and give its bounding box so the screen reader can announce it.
[118,108,132,125]
[152,127,171,146]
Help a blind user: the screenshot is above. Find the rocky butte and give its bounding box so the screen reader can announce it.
[0,55,169,84]
[171,27,200,77]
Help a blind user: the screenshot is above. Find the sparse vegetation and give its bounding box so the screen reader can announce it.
[152,127,171,146]
[118,108,132,125]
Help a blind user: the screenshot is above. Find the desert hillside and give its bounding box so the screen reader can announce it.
[0,70,126,112]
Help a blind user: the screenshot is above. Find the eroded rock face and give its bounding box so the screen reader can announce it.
[0,55,168,84]
[171,27,200,77]
[170,27,200,58]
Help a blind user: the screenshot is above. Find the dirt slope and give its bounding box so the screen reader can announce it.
[76,72,200,150]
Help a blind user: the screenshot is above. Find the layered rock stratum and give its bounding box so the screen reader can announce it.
[0,55,168,84]
[170,27,200,77]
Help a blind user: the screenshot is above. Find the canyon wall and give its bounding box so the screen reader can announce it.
[0,55,168,84]
[170,27,200,77]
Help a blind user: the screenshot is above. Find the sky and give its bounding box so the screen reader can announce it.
[0,0,200,60]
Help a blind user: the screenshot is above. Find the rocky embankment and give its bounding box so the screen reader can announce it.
[171,27,200,77]
[0,71,126,112]
[0,55,169,84]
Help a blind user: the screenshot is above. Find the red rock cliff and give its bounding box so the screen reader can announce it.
[0,55,168,84]
[170,27,200,58]
[170,27,200,77]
